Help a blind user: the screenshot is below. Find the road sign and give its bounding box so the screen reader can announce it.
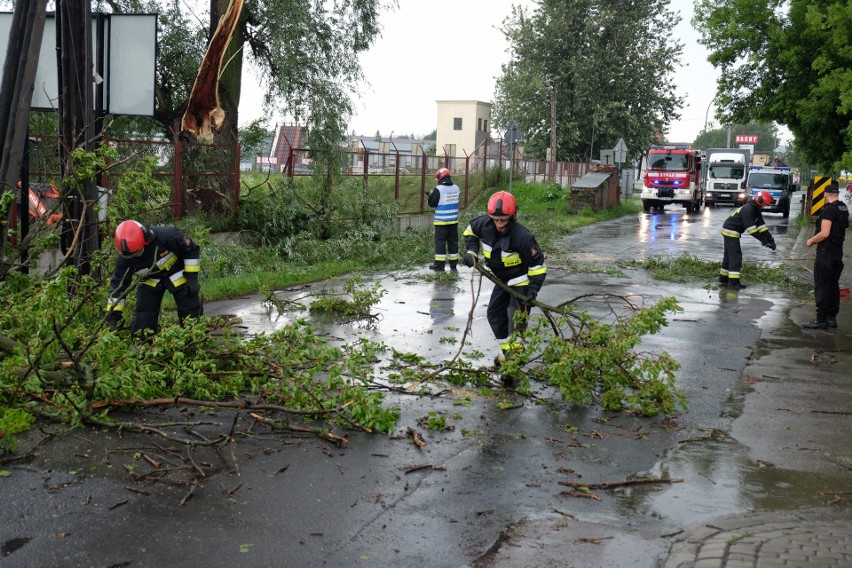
[505,122,522,145]
[614,138,628,164]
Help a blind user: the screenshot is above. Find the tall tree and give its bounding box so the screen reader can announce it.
[692,0,852,172]
[493,0,684,162]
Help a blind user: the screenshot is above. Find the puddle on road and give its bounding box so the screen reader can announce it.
[610,436,850,527]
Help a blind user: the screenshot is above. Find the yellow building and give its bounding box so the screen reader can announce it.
[435,100,492,158]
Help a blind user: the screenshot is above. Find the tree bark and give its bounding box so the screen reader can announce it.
[57,0,100,275]
[180,0,244,143]
[0,1,47,270]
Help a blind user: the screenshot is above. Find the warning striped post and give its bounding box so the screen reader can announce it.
[810,176,834,217]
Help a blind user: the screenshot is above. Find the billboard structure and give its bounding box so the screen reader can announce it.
[0,12,156,116]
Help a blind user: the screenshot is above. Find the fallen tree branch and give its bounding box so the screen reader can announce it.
[558,477,683,490]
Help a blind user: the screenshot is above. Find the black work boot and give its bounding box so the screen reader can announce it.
[449,261,458,272]
[718,276,729,285]
[801,320,829,330]
[727,280,746,290]
[827,318,838,329]
[428,261,446,271]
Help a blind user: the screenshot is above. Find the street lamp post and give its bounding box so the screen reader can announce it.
[703,96,716,134]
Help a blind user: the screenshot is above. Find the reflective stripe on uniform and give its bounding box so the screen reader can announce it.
[107,298,126,311]
[482,242,493,259]
[721,228,741,238]
[528,263,546,277]
[507,274,529,287]
[501,250,521,267]
[184,258,200,273]
[170,270,187,287]
[156,252,177,271]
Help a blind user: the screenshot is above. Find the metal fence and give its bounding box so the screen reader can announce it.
[23,134,592,223]
[26,135,240,226]
[274,135,592,214]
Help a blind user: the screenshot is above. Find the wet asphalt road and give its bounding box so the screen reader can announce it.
[3,194,850,568]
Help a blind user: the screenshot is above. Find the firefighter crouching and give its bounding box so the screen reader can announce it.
[719,191,776,290]
[463,191,547,384]
[106,220,202,336]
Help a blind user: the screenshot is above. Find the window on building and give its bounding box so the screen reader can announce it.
[453,117,462,130]
[477,118,482,131]
[484,120,488,132]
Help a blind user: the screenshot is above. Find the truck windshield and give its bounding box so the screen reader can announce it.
[649,154,689,171]
[748,173,788,189]
[710,165,744,179]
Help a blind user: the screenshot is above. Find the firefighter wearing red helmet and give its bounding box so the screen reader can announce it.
[719,191,776,290]
[106,220,202,335]
[462,191,547,384]
[426,168,461,271]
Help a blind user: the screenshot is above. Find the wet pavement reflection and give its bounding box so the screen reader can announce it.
[7,193,849,568]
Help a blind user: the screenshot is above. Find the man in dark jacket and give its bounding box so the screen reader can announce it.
[802,184,849,329]
[720,191,777,289]
[427,167,461,271]
[106,220,201,335]
[463,191,546,383]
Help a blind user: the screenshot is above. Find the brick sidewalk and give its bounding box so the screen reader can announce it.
[664,507,852,568]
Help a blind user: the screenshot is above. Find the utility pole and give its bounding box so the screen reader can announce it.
[548,79,556,181]
[506,122,521,194]
[57,0,100,275]
[0,1,46,268]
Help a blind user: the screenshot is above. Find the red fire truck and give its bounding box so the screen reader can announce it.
[640,145,703,213]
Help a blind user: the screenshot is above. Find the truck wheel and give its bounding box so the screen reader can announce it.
[685,202,694,214]
[643,200,652,213]
[782,202,790,218]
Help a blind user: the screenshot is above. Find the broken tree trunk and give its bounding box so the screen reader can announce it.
[180,0,244,143]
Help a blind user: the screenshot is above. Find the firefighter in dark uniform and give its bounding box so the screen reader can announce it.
[463,191,546,383]
[720,191,776,289]
[802,184,849,329]
[106,220,202,336]
[427,167,461,271]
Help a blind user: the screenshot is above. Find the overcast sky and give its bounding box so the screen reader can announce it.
[238,0,790,146]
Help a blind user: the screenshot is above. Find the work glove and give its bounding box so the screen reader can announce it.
[463,251,477,268]
[764,240,776,251]
[184,279,201,296]
[106,311,121,331]
[525,289,538,302]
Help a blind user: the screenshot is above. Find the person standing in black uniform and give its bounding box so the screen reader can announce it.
[106,220,202,336]
[463,191,547,381]
[802,184,849,329]
[720,191,777,289]
[427,167,461,271]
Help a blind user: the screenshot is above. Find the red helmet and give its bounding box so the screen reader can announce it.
[435,167,451,182]
[115,220,151,255]
[754,191,773,207]
[487,191,517,218]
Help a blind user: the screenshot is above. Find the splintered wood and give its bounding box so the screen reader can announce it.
[180,0,244,142]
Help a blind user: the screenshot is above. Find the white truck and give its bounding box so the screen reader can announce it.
[744,165,797,217]
[703,148,750,208]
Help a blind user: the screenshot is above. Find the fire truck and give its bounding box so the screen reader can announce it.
[640,145,703,213]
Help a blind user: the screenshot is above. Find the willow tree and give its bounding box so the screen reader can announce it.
[493,0,684,162]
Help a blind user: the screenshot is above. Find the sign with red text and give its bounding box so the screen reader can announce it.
[735,134,758,144]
